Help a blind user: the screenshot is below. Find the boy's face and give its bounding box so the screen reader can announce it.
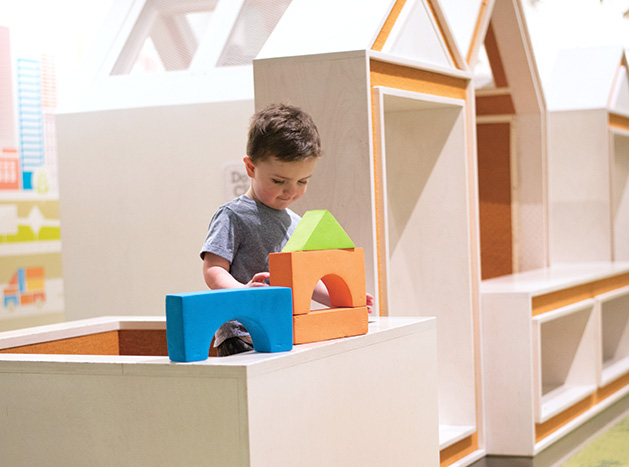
[244,155,317,210]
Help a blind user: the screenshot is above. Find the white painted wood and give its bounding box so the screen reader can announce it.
[533,392,629,458]
[94,0,148,80]
[440,425,475,450]
[64,0,257,112]
[475,0,549,273]
[0,316,165,349]
[253,52,378,312]
[490,0,546,115]
[597,286,629,386]
[481,262,629,456]
[548,109,612,262]
[375,87,476,431]
[188,0,245,70]
[382,0,454,69]
[257,0,394,60]
[612,131,629,261]
[0,316,439,467]
[247,317,439,466]
[369,50,471,79]
[423,0,469,71]
[56,100,254,321]
[532,299,598,423]
[480,292,536,456]
[481,262,629,296]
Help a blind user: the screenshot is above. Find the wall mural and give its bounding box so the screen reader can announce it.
[0,25,63,326]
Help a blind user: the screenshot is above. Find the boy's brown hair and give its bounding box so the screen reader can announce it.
[246,103,321,163]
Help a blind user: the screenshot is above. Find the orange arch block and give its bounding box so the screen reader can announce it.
[269,248,368,344]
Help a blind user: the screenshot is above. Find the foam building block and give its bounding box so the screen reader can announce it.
[270,248,366,314]
[269,248,368,344]
[166,287,293,362]
[282,209,355,252]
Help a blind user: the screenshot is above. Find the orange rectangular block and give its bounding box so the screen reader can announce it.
[293,306,368,345]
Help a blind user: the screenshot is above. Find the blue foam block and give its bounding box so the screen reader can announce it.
[166,287,293,362]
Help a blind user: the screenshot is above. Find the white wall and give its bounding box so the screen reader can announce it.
[57,99,253,320]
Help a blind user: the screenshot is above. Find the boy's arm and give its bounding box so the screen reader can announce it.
[312,281,331,307]
[312,281,375,312]
[203,252,269,289]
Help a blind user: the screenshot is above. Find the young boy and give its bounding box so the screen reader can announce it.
[200,103,329,356]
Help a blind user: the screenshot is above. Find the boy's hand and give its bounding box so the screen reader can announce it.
[247,272,270,287]
[366,293,375,313]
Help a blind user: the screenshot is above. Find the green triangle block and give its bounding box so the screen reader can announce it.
[282,210,355,252]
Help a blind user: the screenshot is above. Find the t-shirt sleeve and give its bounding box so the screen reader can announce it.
[200,206,239,262]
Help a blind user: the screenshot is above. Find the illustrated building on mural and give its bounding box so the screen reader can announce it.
[0,25,63,326]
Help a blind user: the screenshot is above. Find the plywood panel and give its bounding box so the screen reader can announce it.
[253,53,377,310]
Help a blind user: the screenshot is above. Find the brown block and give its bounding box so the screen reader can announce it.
[293,306,368,345]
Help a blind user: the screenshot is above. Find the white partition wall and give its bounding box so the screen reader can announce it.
[57,100,254,320]
[547,109,612,262]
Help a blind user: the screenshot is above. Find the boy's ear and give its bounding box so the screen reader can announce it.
[243,156,255,178]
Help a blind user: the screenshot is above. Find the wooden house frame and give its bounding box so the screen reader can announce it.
[474,0,548,280]
[252,1,527,465]
[481,45,629,458]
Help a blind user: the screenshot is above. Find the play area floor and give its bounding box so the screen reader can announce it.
[560,416,629,467]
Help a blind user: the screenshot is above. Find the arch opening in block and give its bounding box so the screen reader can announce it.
[269,248,367,316]
[319,273,354,309]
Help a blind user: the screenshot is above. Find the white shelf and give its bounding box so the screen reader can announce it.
[377,87,477,440]
[439,425,475,450]
[533,299,598,423]
[602,357,629,386]
[481,265,629,456]
[597,286,629,386]
[538,384,597,423]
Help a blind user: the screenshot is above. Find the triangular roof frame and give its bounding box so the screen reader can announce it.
[69,0,280,112]
[371,0,469,72]
[472,0,546,116]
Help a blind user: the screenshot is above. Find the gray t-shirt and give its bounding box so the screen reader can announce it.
[200,195,300,346]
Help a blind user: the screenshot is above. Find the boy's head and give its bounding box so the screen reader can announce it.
[243,103,321,210]
[246,103,321,163]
